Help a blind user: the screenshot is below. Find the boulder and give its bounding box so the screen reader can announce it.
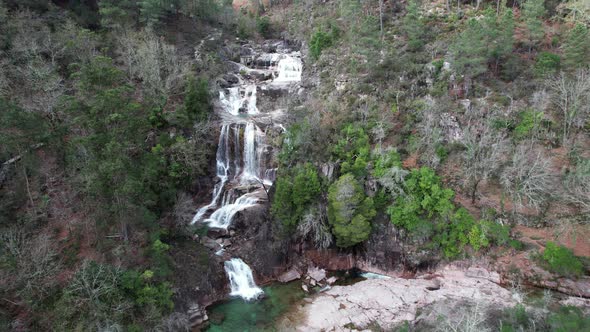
[307,266,326,282]
[187,304,208,327]
[223,74,239,85]
[201,237,221,251]
[207,227,229,239]
[278,269,301,283]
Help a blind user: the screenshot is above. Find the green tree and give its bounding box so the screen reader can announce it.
[542,241,584,277]
[522,0,546,51]
[99,0,138,29]
[387,167,454,236]
[449,18,487,81]
[402,0,426,52]
[271,163,322,229]
[184,77,211,123]
[564,23,590,70]
[327,173,375,247]
[332,124,370,177]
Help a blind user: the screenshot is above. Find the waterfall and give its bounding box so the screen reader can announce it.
[191,125,231,224]
[242,122,259,182]
[275,55,302,82]
[191,45,302,228]
[205,194,258,229]
[224,258,264,301]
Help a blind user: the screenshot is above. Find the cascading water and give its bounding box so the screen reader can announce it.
[224,258,264,301]
[191,44,302,230]
[191,42,302,302]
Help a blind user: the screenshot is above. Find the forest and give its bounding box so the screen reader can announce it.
[0,0,589,331]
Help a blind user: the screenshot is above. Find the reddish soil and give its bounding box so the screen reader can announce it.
[514,224,590,258]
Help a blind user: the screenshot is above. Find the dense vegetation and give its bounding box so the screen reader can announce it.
[1,0,589,330]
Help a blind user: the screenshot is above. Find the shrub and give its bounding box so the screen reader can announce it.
[184,77,211,124]
[535,52,560,76]
[542,242,584,277]
[256,16,271,38]
[332,124,370,178]
[513,109,543,140]
[271,163,322,229]
[387,167,454,235]
[328,173,376,247]
[309,24,339,60]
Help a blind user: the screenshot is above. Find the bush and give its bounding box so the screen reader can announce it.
[542,242,584,277]
[387,167,454,235]
[513,109,543,140]
[184,77,211,124]
[332,124,370,178]
[309,24,339,60]
[535,52,560,76]
[271,163,322,229]
[256,16,272,38]
[328,173,376,247]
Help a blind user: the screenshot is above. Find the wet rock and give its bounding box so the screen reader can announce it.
[201,237,221,251]
[207,227,228,239]
[301,284,309,293]
[278,269,301,283]
[188,304,208,327]
[326,277,338,285]
[223,74,240,85]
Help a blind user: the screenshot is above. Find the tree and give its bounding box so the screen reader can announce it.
[448,18,487,85]
[402,0,426,52]
[500,144,554,211]
[328,173,375,247]
[522,0,546,51]
[461,115,509,203]
[184,77,212,123]
[563,158,590,212]
[332,124,370,178]
[546,70,590,146]
[99,0,138,29]
[563,23,590,70]
[116,30,189,102]
[387,167,454,236]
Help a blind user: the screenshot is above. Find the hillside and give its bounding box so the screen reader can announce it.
[0,0,589,331]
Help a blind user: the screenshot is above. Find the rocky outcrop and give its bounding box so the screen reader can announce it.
[291,265,517,331]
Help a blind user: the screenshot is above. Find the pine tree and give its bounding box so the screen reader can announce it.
[522,0,546,51]
[449,18,488,79]
[403,0,426,52]
[564,23,590,70]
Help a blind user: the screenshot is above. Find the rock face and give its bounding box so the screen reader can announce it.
[294,265,517,331]
[278,269,301,283]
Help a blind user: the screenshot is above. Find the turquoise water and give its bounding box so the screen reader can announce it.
[206,281,306,332]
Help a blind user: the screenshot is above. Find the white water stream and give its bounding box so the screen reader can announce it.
[192,46,302,301]
[224,258,264,301]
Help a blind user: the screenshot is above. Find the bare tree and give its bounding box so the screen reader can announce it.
[563,158,590,212]
[461,117,509,203]
[501,144,554,211]
[297,205,333,249]
[116,30,190,100]
[437,301,492,332]
[546,70,590,147]
[416,107,444,168]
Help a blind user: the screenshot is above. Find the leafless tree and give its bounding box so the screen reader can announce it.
[437,301,492,332]
[0,228,61,300]
[297,205,333,249]
[416,107,444,168]
[116,30,190,100]
[563,158,590,212]
[501,144,554,211]
[461,117,509,203]
[546,70,590,147]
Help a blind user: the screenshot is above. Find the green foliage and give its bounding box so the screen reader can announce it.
[309,24,339,60]
[139,0,175,28]
[332,124,370,178]
[387,167,454,235]
[522,0,546,50]
[535,52,561,76]
[542,241,584,277]
[183,76,211,124]
[513,109,543,140]
[564,23,590,70]
[402,0,426,52]
[547,306,590,331]
[327,173,376,247]
[99,0,138,29]
[449,18,488,79]
[256,16,272,38]
[121,269,174,312]
[271,163,322,229]
[373,149,402,178]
